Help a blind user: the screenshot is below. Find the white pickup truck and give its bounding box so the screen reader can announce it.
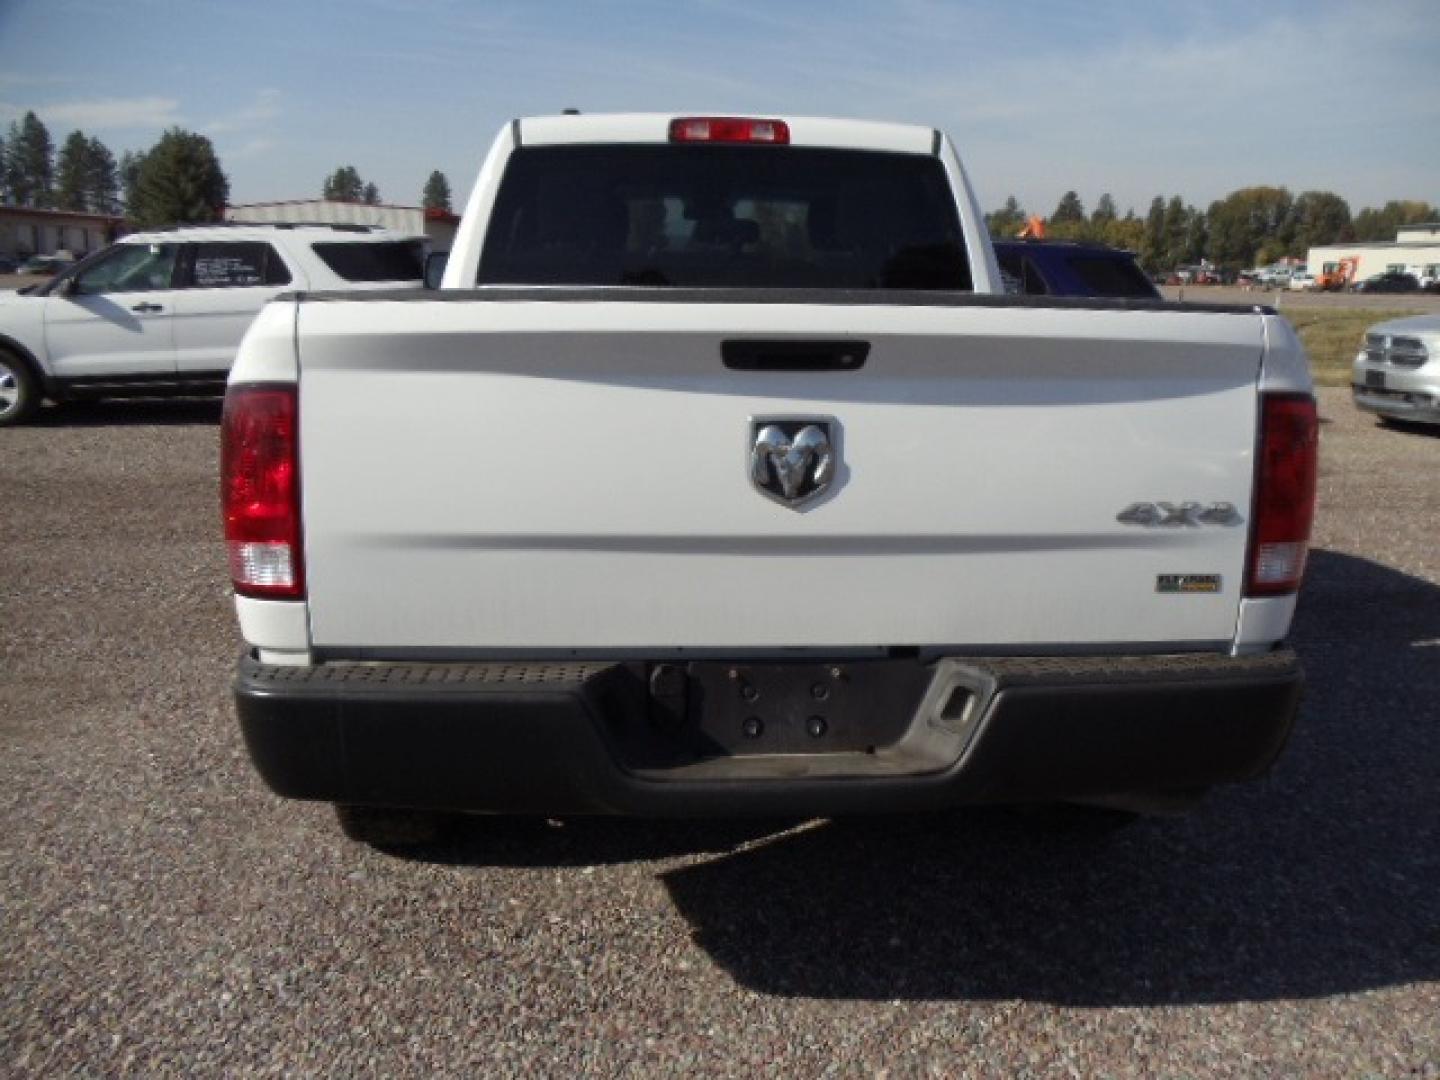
[224,114,1317,844]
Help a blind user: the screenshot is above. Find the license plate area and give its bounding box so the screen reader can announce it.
[636,659,932,763]
[1365,369,1387,389]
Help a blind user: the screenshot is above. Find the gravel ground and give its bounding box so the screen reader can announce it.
[2,389,1437,1077]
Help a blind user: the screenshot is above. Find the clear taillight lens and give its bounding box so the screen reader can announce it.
[222,385,303,599]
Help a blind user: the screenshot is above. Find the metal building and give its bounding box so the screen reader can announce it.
[1307,223,1440,287]
[225,199,459,250]
[0,206,123,260]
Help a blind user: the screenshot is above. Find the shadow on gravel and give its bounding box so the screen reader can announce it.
[32,398,222,427]
[418,550,1437,1006]
[1376,417,1440,438]
[653,549,1440,1004]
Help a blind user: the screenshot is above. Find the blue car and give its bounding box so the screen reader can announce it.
[993,240,1160,299]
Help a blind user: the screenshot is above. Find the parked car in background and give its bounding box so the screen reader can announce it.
[993,240,1160,299]
[0,255,19,275]
[1351,314,1440,427]
[18,254,76,276]
[0,223,426,425]
[1353,272,1420,294]
[1289,272,1316,291]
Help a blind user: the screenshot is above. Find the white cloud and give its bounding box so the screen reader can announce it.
[227,137,275,160]
[205,89,281,135]
[0,96,180,130]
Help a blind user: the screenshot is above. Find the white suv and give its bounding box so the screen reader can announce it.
[0,224,426,425]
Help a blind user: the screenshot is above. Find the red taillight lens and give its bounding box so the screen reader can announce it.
[668,116,790,144]
[1246,393,1318,596]
[222,385,303,599]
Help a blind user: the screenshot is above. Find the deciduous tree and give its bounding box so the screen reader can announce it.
[985,195,1026,238]
[1352,200,1436,242]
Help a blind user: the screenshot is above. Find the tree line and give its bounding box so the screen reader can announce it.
[2,109,229,228]
[3,109,456,231]
[318,165,453,212]
[987,189,1438,271]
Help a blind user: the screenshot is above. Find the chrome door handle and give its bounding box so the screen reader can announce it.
[131,302,163,313]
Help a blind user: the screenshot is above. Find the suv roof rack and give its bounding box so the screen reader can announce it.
[141,221,381,234]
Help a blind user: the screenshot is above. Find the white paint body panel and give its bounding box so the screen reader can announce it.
[281,299,1271,651]
[44,290,179,377]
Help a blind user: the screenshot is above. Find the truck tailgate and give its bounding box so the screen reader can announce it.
[296,296,1264,652]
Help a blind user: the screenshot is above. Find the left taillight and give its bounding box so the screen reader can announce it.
[1245,393,1318,597]
[222,384,303,599]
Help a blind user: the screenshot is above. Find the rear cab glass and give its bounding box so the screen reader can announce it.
[311,240,426,282]
[478,145,971,290]
[1066,255,1158,298]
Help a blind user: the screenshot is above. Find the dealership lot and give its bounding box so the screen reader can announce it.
[2,387,1437,1075]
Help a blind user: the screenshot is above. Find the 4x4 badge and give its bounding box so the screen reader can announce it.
[750,419,835,509]
[1117,501,1242,527]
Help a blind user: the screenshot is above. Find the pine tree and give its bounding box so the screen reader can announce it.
[127,128,229,227]
[1051,190,1085,224]
[119,150,146,215]
[422,170,452,212]
[362,181,380,205]
[1091,193,1118,224]
[4,112,55,207]
[322,165,364,201]
[55,131,92,212]
[86,137,119,215]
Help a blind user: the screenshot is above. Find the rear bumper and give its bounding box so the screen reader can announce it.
[235,649,1302,817]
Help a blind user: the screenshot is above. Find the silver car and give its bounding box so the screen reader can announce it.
[1351,314,1440,426]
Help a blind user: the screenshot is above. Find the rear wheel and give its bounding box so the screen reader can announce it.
[0,352,41,427]
[334,804,453,849]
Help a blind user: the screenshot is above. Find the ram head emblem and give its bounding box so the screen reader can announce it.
[750,420,836,509]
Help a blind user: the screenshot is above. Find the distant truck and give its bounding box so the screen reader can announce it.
[992,240,1159,299]
[224,113,1316,845]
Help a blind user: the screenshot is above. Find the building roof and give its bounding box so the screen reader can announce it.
[227,198,458,223]
[0,204,123,223]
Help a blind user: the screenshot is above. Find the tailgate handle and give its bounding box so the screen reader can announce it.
[722,340,869,372]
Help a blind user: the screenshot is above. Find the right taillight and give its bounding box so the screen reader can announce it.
[1246,393,1318,596]
[222,384,303,599]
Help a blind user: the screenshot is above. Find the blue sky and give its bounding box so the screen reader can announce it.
[1,0,1436,218]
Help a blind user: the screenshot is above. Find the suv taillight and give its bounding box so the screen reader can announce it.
[1246,393,1318,597]
[222,384,303,599]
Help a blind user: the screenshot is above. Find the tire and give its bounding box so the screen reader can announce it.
[0,351,41,427]
[333,804,452,849]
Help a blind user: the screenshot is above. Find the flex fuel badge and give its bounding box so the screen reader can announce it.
[1157,574,1222,594]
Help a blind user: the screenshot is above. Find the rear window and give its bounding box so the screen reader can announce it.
[478,145,971,290]
[1065,255,1158,298]
[190,242,291,287]
[311,240,425,282]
